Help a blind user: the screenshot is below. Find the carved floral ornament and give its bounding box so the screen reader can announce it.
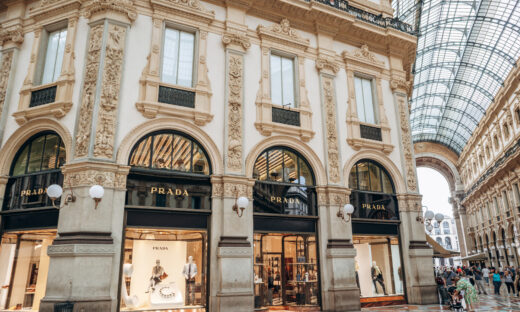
[226,54,244,171]
[343,44,384,68]
[390,78,411,94]
[0,51,14,117]
[222,32,251,50]
[257,18,309,50]
[82,0,137,22]
[0,26,24,46]
[316,56,340,75]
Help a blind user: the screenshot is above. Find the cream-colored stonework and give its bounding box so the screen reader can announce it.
[225,52,244,172]
[0,51,14,118]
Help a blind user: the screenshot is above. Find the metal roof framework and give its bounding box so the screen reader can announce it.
[393,0,520,154]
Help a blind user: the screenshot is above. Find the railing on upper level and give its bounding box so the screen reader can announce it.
[309,0,417,36]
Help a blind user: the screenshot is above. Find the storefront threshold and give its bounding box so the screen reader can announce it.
[255,306,321,312]
[360,295,406,307]
[120,307,204,312]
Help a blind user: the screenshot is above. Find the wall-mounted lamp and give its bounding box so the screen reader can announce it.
[417,206,444,233]
[47,184,76,208]
[232,193,249,218]
[89,185,104,209]
[337,203,355,223]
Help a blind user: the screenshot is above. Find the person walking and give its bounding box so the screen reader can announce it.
[514,269,520,297]
[473,268,488,295]
[482,266,490,285]
[504,270,515,295]
[454,276,479,311]
[492,269,502,295]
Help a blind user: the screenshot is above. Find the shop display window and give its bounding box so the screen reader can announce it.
[121,228,207,311]
[253,233,319,309]
[0,230,56,311]
[353,235,404,298]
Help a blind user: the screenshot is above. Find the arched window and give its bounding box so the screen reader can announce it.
[348,159,398,220]
[126,131,212,210]
[129,131,210,175]
[349,159,394,193]
[443,221,450,234]
[436,237,443,246]
[253,147,316,215]
[445,237,452,250]
[3,132,65,211]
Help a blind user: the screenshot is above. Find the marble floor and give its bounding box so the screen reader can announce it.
[362,293,520,311]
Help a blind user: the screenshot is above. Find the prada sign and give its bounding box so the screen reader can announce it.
[253,182,317,216]
[350,191,398,220]
[269,196,302,204]
[20,188,47,197]
[150,187,189,196]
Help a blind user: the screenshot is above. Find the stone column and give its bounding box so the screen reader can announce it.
[40,3,136,311]
[454,200,470,262]
[211,5,255,309]
[391,79,437,304]
[0,1,24,144]
[317,187,360,312]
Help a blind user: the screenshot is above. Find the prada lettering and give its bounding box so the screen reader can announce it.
[20,188,46,196]
[153,247,168,250]
[361,203,386,210]
[150,187,189,196]
[270,196,301,204]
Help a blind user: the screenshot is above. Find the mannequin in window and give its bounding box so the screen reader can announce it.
[371,261,387,295]
[182,256,198,305]
[355,260,360,290]
[146,259,166,293]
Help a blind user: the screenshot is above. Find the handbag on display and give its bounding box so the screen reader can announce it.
[160,272,168,280]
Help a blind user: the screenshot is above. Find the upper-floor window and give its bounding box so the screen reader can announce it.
[513,183,520,207]
[161,27,195,88]
[493,197,500,215]
[516,108,520,125]
[445,237,452,250]
[354,76,378,124]
[485,145,490,159]
[270,53,296,108]
[39,28,67,85]
[443,221,450,234]
[502,190,510,211]
[503,123,510,139]
[494,135,500,150]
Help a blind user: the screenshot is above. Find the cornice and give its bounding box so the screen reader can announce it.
[0,24,23,46]
[29,0,82,21]
[150,0,215,24]
[257,18,309,51]
[82,0,138,22]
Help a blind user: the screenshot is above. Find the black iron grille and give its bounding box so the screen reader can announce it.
[29,86,57,108]
[54,302,74,312]
[360,124,382,141]
[158,86,195,108]
[272,107,300,126]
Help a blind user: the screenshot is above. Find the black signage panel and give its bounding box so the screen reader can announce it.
[253,182,317,216]
[126,172,211,210]
[3,171,63,211]
[349,191,399,220]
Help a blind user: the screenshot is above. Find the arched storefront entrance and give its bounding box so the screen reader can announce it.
[119,131,211,312]
[0,132,66,311]
[348,159,405,306]
[251,146,320,310]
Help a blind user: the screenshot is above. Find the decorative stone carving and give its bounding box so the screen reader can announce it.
[322,76,340,184]
[222,32,251,50]
[396,95,418,192]
[257,18,309,50]
[226,54,244,171]
[346,44,384,66]
[316,56,339,74]
[75,24,104,158]
[0,26,24,46]
[62,162,130,190]
[390,78,411,95]
[82,0,137,22]
[93,24,127,159]
[0,51,14,118]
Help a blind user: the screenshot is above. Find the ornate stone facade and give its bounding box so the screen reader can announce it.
[0,51,13,117]
[226,53,244,171]
[321,75,341,184]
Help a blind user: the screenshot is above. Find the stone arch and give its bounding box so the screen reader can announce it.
[343,150,405,194]
[415,153,462,193]
[245,136,327,187]
[117,117,224,175]
[0,118,73,176]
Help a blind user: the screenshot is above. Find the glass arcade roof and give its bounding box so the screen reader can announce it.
[393,0,520,154]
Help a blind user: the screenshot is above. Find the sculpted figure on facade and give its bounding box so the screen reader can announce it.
[226,54,243,171]
[75,24,104,158]
[0,51,13,118]
[322,77,341,184]
[94,24,127,159]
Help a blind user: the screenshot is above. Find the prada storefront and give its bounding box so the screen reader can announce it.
[0,132,65,311]
[348,160,405,307]
[252,147,320,310]
[120,131,210,312]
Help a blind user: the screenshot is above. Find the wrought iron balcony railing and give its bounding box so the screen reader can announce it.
[310,0,416,35]
[158,86,196,108]
[29,86,57,108]
[272,107,301,127]
[360,124,382,141]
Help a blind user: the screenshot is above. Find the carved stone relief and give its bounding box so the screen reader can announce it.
[0,51,14,118]
[82,0,137,22]
[93,24,126,159]
[396,94,417,192]
[75,24,104,158]
[226,53,244,171]
[0,26,24,46]
[321,76,340,184]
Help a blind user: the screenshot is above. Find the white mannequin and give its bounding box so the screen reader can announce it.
[121,264,139,308]
[182,256,198,305]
